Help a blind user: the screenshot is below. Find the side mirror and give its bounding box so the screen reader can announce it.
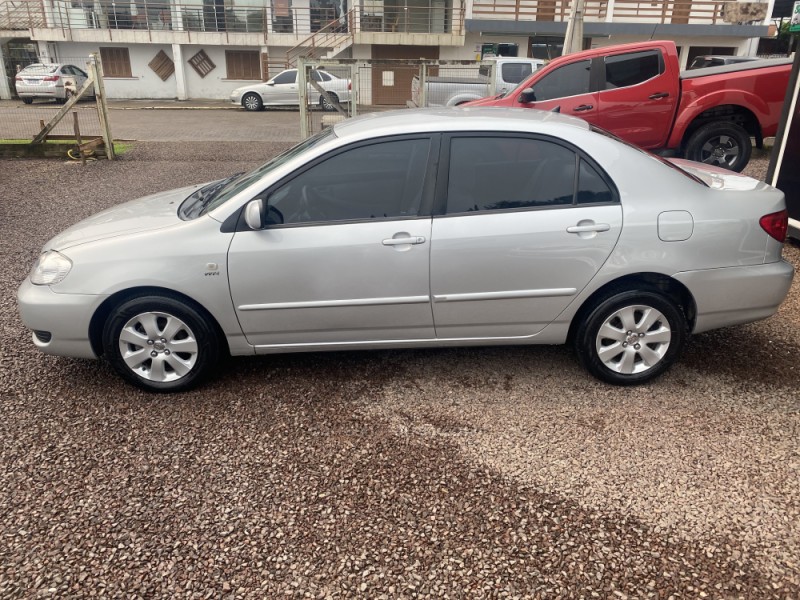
[266,81,275,86]
[244,199,264,230]
[518,87,536,103]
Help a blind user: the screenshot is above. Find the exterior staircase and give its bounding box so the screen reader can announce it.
[286,9,355,68]
[0,0,46,30]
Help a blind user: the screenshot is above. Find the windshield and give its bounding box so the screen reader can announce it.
[589,125,708,187]
[181,128,334,218]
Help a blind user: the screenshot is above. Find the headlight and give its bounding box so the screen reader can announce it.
[30,250,72,285]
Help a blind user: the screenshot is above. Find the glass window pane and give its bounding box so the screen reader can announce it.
[533,60,591,101]
[446,137,576,214]
[273,70,296,84]
[577,160,614,204]
[268,139,430,224]
[501,62,533,84]
[604,50,662,89]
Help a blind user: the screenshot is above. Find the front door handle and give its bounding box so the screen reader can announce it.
[567,223,610,234]
[382,235,426,246]
[573,104,594,112]
[649,92,670,100]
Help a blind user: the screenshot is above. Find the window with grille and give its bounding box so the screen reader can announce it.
[99,47,132,78]
[225,50,261,80]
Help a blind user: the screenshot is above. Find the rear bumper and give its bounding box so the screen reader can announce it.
[17,279,105,359]
[673,260,795,334]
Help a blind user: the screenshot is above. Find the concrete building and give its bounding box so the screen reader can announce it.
[0,0,775,102]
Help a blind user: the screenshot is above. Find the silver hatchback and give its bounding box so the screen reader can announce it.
[17,109,794,392]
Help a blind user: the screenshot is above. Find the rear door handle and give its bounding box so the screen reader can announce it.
[567,223,610,234]
[573,104,594,112]
[382,236,426,246]
[648,92,669,100]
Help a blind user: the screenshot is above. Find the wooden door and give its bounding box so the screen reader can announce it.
[372,45,439,106]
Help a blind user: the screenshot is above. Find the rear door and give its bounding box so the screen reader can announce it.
[429,134,622,339]
[594,48,679,148]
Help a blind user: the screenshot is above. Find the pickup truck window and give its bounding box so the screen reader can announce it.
[446,137,577,213]
[534,60,591,101]
[604,50,664,89]
[501,63,534,84]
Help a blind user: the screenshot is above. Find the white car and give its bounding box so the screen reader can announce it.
[15,63,93,104]
[230,68,352,112]
[17,109,794,392]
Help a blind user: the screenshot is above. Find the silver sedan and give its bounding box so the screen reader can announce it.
[230,68,352,111]
[17,108,794,392]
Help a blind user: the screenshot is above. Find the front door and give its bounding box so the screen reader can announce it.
[227,136,436,348]
[520,58,601,122]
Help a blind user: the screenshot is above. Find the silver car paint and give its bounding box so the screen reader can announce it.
[17,108,793,361]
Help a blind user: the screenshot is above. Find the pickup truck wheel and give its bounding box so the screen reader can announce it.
[684,121,751,172]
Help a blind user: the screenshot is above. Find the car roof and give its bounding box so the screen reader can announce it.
[332,107,591,140]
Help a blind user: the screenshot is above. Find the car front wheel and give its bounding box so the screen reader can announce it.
[21,97,33,104]
[102,295,220,392]
[575,289,687,385]
[320,92,339,112]
[242,92,263,111]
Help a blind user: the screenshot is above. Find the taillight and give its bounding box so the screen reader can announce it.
[42,75,59,82]
[760,209,788,242]
[348,81,351,90]
[15,76,21,81]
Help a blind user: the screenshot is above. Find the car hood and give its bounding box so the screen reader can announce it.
[45,184,202,251]
[666,158,774,192]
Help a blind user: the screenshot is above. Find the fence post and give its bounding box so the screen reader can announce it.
[89,53,116,160]
[350,63,358,117]
[298,56,309,139]
[420,63,428,108]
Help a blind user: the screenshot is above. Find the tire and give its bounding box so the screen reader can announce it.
[21,97,33,105]
[102,295,220,393]
[574,289,687,386]
[684,121,752,172]
[320,92,339,112]
[242,92,263,112]
[55,96,67,104]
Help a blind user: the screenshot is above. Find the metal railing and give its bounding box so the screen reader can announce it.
[471,0,734,25]
[1,0,464,38]
[287,9,354,67]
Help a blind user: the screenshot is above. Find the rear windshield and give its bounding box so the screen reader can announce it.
[20,64,58,74]
[589,125,708,187]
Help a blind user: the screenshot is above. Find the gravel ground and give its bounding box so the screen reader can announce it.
[1,145,799,598]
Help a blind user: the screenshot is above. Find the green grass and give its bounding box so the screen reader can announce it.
[0,139,133,155]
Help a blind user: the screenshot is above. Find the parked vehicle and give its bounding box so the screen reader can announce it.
[688,55,759,70]
[410,57,544,107]
[230,68,351,111]
[465,41,791,172]
[15,63,93,104]
[18,108,793,392]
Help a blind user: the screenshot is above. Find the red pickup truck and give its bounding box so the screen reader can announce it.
[466,41,791,172]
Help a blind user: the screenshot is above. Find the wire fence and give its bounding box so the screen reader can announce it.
[300,59,498,138]
[1,55,103,141]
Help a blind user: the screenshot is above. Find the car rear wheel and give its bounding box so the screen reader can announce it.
[102,295,220,392]
[575,289,687,385]
[242,92,263,111]
[684,121,751,172]
[320,92,339,112]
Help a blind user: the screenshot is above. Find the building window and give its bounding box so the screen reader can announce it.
[226,50,261,80]
[99,47,132,78]
[188,49,216,78]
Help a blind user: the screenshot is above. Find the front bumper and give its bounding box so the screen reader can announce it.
[673,260,795,334]
[17,278,106,359]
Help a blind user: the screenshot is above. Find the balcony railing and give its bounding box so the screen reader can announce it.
[471,0,742,25]
[0,0,463,38]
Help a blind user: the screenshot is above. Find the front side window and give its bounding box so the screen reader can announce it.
[266,138,431,225]
[272,70,296,85]
[532,60,591,101]
[604,50,663,89]
[446,136,577,214]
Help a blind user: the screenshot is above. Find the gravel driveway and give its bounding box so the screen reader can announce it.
[1,143,798,598]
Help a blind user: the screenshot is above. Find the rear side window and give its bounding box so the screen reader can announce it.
[577,160,614,204]
[446,137,577,213]
[533,60,591,101]
[501,62,533,84]
[604,50,663,89]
